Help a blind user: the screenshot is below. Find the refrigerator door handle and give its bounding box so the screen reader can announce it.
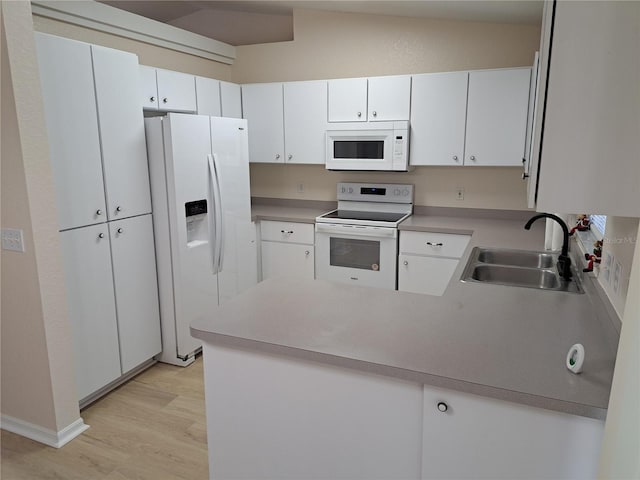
[212,153,225,273]
[207,154,221,274]
[208,153,224,273]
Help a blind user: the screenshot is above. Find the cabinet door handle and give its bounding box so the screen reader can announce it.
[470,155,476,161]
[403,260,408,266]
[281,230,294,234]
[117,228,124,234]
[437,402,448,412]
[149,96,156,103]
[357,111,362,118]
[372,111,377,117]
[305,250,310,256]
[275,153,281,160]
[162,97,168,104]
[98,233,105,239]
[452,155,459,162]
[426,242,443,247]
[522,173,530,180]
[96,209,103,216]
[288,154,293,160]
[116,206,122,212]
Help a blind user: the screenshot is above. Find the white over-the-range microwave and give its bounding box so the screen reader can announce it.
[325,121,410,171]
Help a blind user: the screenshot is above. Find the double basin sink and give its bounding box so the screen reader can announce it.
[461,247,583,294]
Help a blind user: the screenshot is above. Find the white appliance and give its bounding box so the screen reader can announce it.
[326,121,410,171]
[145,113,257,366]
[315,183,413,290]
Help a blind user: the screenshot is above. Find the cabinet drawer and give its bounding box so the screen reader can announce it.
[400,231,470,258]
[260,221,314,244]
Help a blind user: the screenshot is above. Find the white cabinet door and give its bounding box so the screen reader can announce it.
[421,385,603,479]
[284,80,328,164]
[368,75,411,121]
[140,65,159,110]
[328,77,368,122]
[537,1,640,217]
[35,33,106,231]
[242,83,285,163]
[398,254,459,296]
[109,215,162,374]
[220,81,242,118]
[465,68,531,166]
[156,68,197,113]
[59,224,121,401]
[92,45,152,221]
[195,76,221,116]
[410,72,468,166]
[261,242,314,280]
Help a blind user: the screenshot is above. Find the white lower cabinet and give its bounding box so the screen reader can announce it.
[260,221,314,281]
[108,215,161,374]
[60,215,161,401]
[421,385,603,479]
[202,343,604,480]
[60,224,121,401]
[398,231,471,296]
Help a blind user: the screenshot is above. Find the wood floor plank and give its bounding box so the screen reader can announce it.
[1,357,209,479]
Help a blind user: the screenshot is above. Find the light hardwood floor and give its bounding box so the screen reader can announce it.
[1,357,209,479]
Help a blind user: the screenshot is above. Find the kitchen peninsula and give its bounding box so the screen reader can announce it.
[191,214,618,479]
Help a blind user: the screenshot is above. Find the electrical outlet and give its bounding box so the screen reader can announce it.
[1,228,25,252]
[455,187,465,201]
[296,182,305,194]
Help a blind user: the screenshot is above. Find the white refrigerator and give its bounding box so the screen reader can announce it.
[145,113,257,366]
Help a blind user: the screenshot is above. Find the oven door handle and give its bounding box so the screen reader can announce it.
[315,223,398,238]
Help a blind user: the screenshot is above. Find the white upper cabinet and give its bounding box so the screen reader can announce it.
[140,66,197,113]
[410,72,469,166]
[328,76,411,122]
[140,65,159,110]
[195,76,221,116]
[328,77,368,122]
[91,45,151,221]
[367,75,411,122]
[220,81,243,118]
[536,0,640,216]
[242,83,285,163]
[35,33,107,231]
[465,68,532,166]
[195,77,243,118]
[284,80,328,164]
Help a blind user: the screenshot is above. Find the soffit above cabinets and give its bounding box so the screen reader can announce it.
[96,0,543,46]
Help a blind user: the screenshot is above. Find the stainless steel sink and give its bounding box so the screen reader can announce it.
[476,249,555,269]
[461,247,583,294]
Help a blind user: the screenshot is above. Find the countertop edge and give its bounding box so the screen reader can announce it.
[191,327,607,421]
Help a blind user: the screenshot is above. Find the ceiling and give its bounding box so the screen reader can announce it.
[99,1,543,46]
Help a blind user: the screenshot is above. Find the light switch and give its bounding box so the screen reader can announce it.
[1,228,25,252]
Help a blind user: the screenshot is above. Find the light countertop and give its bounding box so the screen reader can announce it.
[193,207,619,419]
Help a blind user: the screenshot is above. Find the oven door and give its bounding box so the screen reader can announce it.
[315,223,398,290]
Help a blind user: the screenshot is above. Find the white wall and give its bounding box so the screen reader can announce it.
[1,0,80,433]
[233,9,541,209]
[598,223,640,479]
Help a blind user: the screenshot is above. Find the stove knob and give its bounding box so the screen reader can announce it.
[402,188,410,196]
[394,188,401,196]
[341,186,346,193]
[348,187,354,193]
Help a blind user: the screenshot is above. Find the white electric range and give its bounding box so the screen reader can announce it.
[315,182,414,290]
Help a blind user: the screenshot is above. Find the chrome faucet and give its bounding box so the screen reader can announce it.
[524,213,573,281]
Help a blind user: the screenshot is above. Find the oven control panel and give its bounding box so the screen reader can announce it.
[337,182,413,203]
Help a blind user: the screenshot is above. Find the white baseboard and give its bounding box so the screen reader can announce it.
[1,415,89,448]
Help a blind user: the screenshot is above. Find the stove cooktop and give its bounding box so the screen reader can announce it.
[318,210,409,223]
